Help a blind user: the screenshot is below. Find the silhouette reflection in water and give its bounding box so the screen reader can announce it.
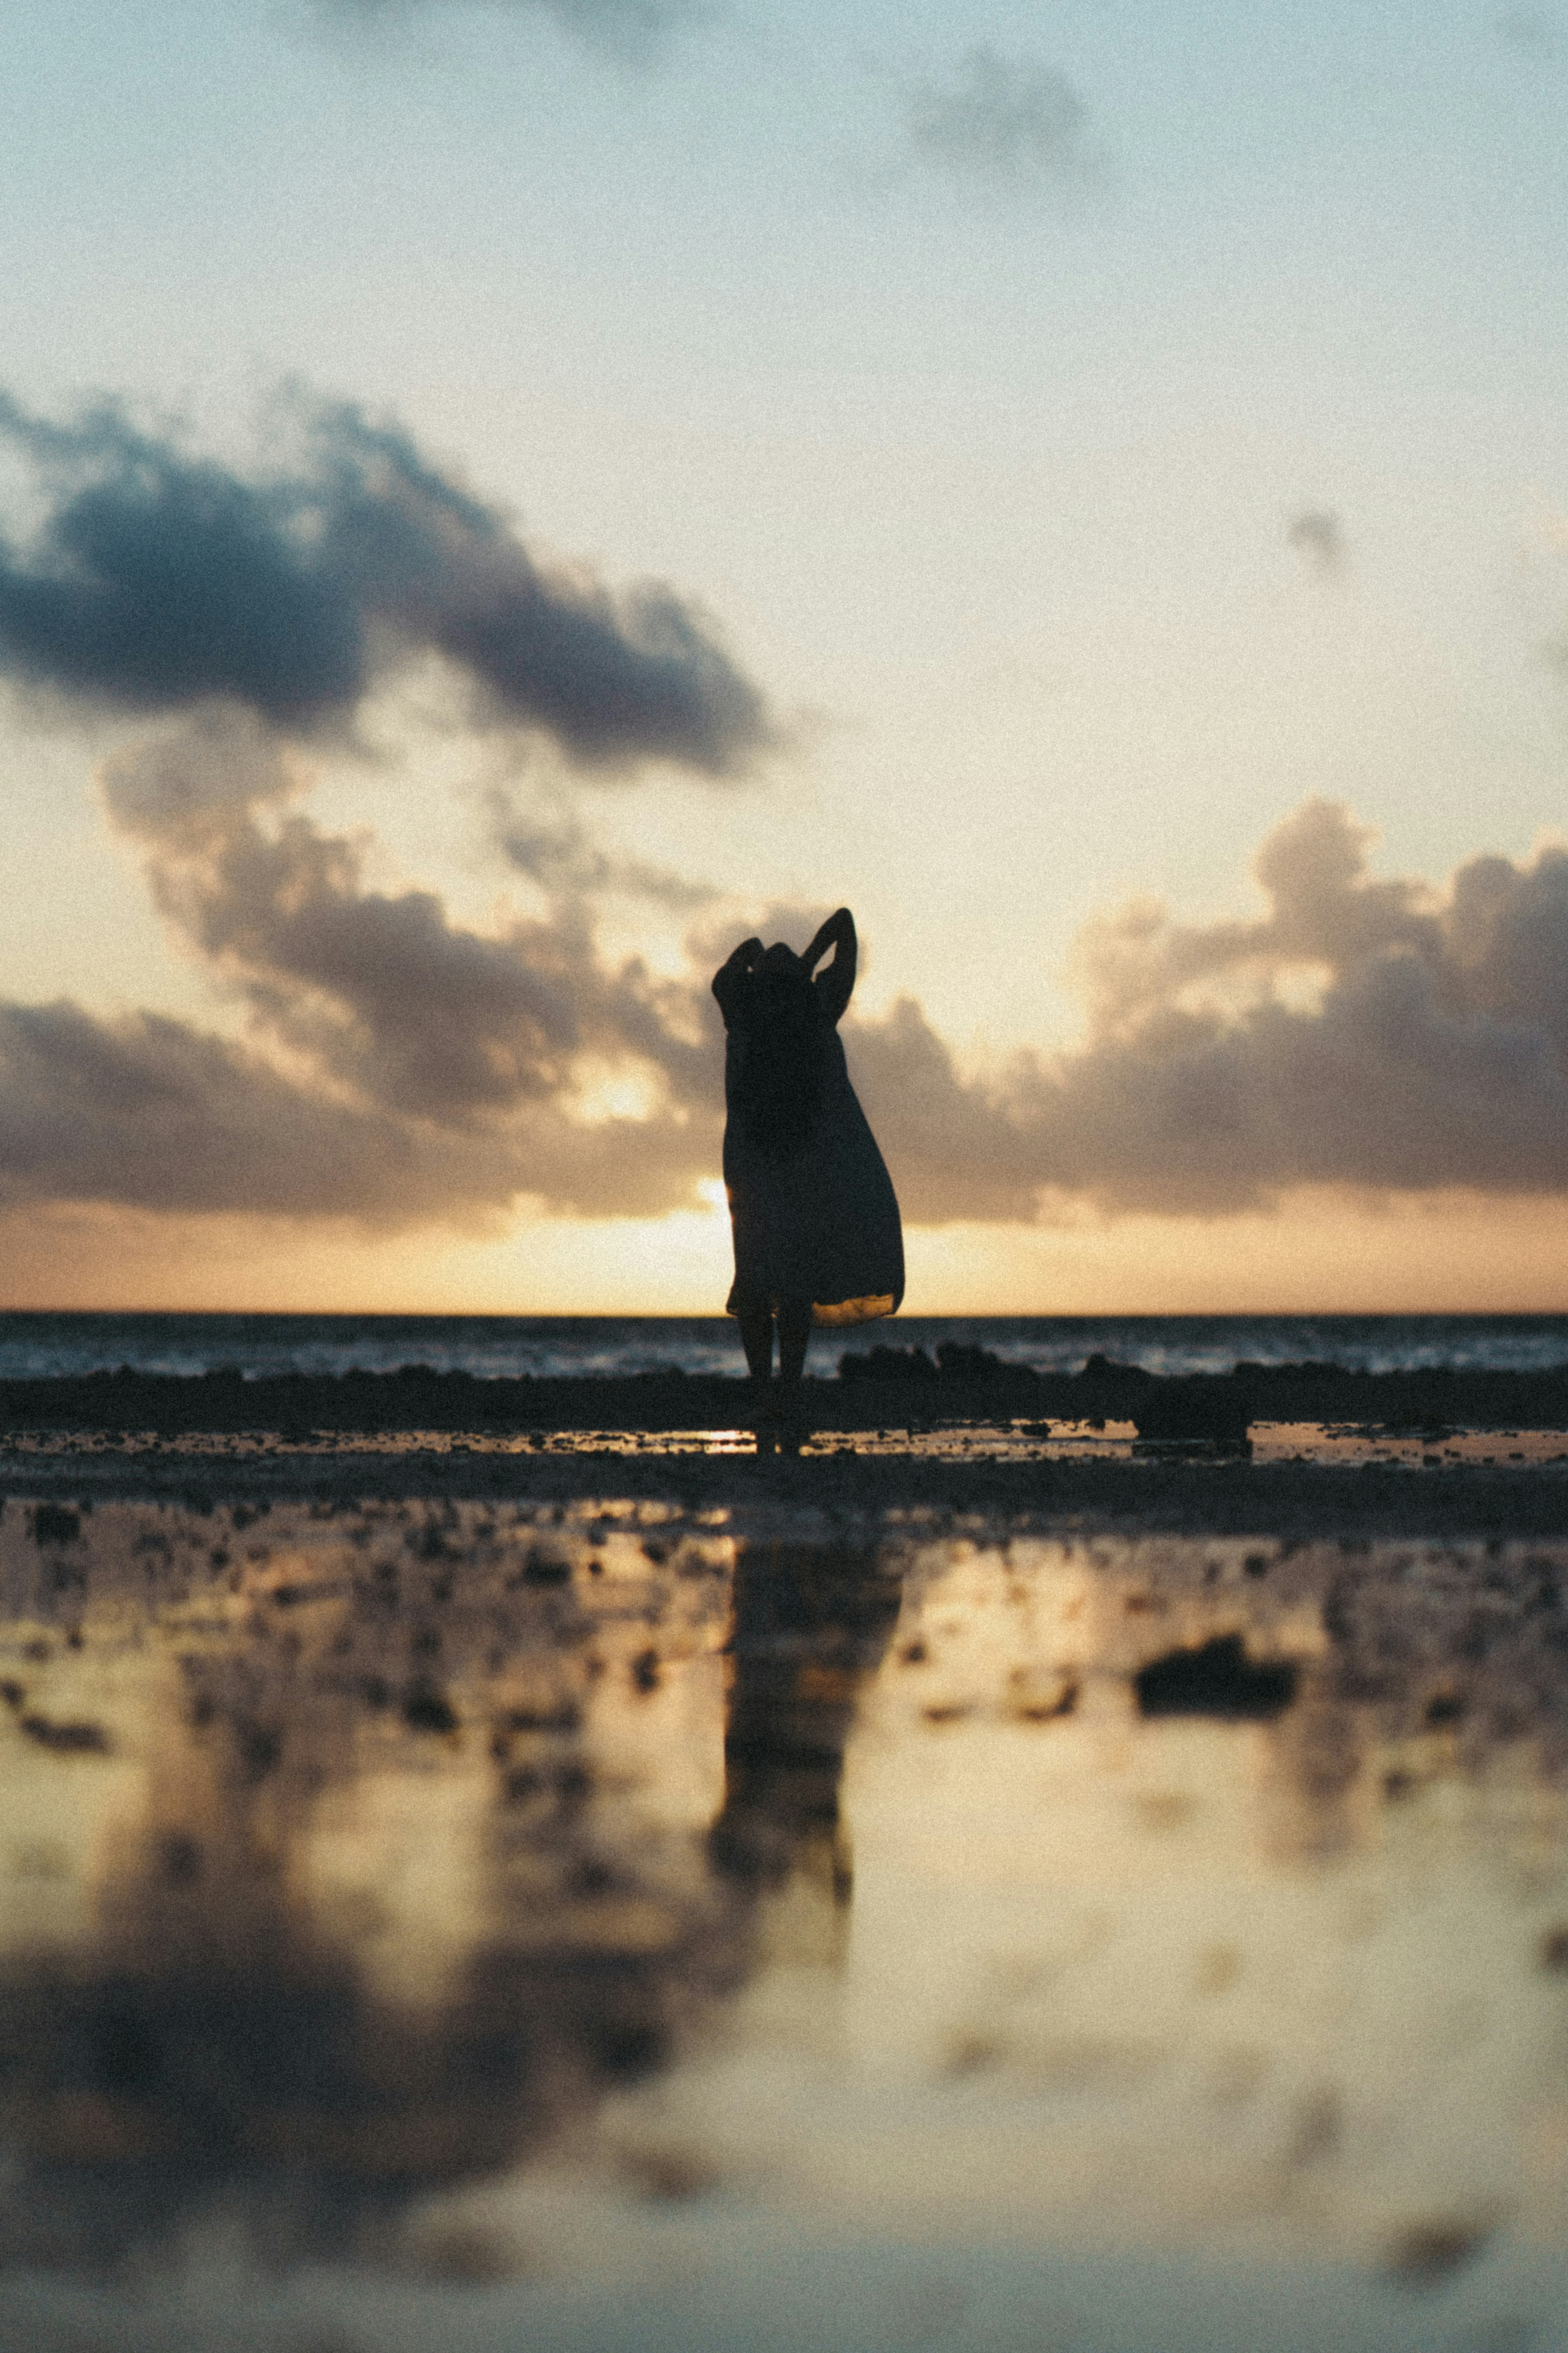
[712,1540,903,1911]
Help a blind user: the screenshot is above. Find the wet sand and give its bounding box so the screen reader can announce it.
[7,1426,1568,1543]
[2,1414,1568,2350]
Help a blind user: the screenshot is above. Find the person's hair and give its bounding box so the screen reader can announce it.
[735,952,824,1159]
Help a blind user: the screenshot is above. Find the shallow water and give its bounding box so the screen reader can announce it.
[2,1499,1568,2350]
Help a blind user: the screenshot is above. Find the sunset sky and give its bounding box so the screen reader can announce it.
[4,0,1568,1311]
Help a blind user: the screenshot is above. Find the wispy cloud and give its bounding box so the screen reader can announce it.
[310,0,704,67]
[490,788,720,912]
[900,46,1100,199]
[0,393,772,775]
[1286,509,1345,574]
[1491,7,1563,56]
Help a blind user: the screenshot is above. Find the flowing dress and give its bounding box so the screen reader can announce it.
[714,963,904,1328]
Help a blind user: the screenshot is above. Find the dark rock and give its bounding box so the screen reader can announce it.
[160,1833,202,1885]
[31,1503,80,1546]
[521,1548,572,1585]
[1134,1633,1298,1720]
[20,1714,111,1754]
[403,1684,459,1735]
[1540,1924,1568,1974]
[1384,2219,1493,2284]
[1131,1378,1253,1443]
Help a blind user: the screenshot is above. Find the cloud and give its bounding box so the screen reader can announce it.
[0,393,770,774]
[1286,509,1345,573]
[490,787,720,912]
[842,800,1568,1220]
[314,0,700,66]
[1492,8,1563,54]
[0,997,514,1223]
[901,47,1098,195]
[107,705,726,1115]
[9,703,1568,1237]
[0,372,769,1233]
[0,987,720,1224]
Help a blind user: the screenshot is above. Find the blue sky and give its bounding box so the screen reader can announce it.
[3,0,1568,1308]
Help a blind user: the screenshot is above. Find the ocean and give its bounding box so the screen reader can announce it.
[2,1310,1567,1383]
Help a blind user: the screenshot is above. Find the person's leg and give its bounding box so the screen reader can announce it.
[776,1297,812,1385]
[737,1304,774,1381]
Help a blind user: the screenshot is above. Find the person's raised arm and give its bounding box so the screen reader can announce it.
[806,907,856,1025]
[712,935,763,1023]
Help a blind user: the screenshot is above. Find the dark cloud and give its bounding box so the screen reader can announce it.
[902,47,1097,194]
[1286,509,1345,573]
[0,393,770,774]
[314,0,699,65]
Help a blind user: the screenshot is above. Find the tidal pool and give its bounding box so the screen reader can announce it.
[1,1498,1566,2351]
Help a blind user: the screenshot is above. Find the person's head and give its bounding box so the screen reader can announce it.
[759,941,804,979]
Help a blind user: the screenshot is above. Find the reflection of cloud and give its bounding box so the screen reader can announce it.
[902,46,1098,196]
[0,392,770,775]
[313,0,702,65]
[1286,509,1345,574]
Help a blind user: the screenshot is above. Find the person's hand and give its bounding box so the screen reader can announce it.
[804,908,853,971]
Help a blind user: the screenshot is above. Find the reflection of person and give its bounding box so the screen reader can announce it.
[711,908,904,1390]
[710,1539,904,1920]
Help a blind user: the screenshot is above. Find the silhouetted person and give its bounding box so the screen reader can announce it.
[712,908,904,1406]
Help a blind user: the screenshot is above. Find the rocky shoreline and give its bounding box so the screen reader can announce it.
[2,1355,1567,1437]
